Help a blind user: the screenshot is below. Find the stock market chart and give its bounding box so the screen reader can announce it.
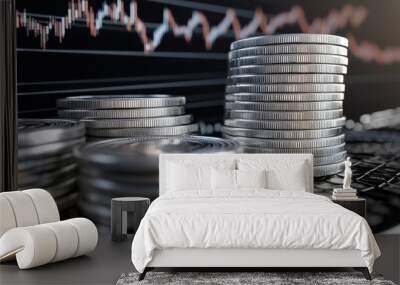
[17,0,400,133]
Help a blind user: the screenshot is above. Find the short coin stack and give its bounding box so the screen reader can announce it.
[222,34,348,177]
[75,136,238,225]
[17,119,85,213]
[57,95,198,141]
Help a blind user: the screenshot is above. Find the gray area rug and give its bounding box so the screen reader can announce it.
[116,272,396,285]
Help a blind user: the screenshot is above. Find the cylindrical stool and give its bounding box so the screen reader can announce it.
[111,197,150,242]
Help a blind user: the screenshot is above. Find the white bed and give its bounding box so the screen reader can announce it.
[131,154,380,280]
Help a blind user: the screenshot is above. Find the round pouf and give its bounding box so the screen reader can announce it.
[111,197,150,242]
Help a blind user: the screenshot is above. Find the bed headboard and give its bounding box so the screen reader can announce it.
[159,153,313,195]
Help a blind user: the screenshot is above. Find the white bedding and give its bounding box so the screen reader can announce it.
[131,191,380,273]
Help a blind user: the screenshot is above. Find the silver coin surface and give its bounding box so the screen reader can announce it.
[240,143,346,156]
[313,151,347,166]
[225,101,343,111]
[45,177,77,198]
[229,55,348,67]
[58,106,185,119]
[314,161,345,177]
[18,154,75,174]
[76,136,239,173]
[222,126,343,139]
[81,167,158,184]
[18,119,85,147]
[229,44,348,58]
[18,163,77,188]
[230,34,349,50]
[229,64,347,75]
[226,93,344,102]
[57,95,186,109]
[227,74,344,84]
[79,176,159,198]
[82,115,193,129]
[226,84,345,94]
[227,109,343,120]
[18,152,74,172]
[87,124,199,137]
[55,192,79,212]
[225,117,345,130]
[18,138,85,160]
[223,133,345,148]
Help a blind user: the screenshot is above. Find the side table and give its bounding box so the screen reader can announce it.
[111,197,150,242]
[332,197,366,218]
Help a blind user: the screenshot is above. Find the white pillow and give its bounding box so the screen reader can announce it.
[166,162,211,192]
[266,163,307,192]
[165,159,237,193]
[236,169,267,189]
[211,168,237,191]
[237,158,309,192]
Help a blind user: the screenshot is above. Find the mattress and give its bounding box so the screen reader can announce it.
[131,190,380,273]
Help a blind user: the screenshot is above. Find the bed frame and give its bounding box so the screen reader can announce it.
[138,154,371,280]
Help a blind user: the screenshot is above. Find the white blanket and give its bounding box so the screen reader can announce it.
[131,191,380,272]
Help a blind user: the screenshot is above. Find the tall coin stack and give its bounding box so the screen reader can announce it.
[222,34,348,177]
[18,119,85,214]
[57,95,198,141]
[76,136,238,225]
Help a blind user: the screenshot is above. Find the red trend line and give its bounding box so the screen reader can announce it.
[348,33,400,64]
[16,0,400,64]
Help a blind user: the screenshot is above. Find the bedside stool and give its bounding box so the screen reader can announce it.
[332,198,366,218]
[111,197,150,242]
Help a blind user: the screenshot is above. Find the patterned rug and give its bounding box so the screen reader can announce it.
[116,272,396,285]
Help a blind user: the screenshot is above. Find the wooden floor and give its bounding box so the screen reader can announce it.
[0,230,399,285]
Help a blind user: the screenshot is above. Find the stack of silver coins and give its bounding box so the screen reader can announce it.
[57,95,198,141]
[76,136,238,225]
[18,119,85,213]
[222,34,348,177]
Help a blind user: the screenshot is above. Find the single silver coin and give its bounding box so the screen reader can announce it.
[18,154,75,174]
[240,143,346,156]
[227,109,343,120]
[221,126,343,139]
[77,200,110,226]
[18,163,77,188]
[79,176,159,199]
[313,151,347,166]
[229,55,348,67]
[226,93,344,102]
[229,64,347,75]
[45,177,77,199]
[224,117,346,130]
[227,74,344,84]
[87,124,199,137]
[18,138,85,160]
[79,191,112,208]
[57,95,186,109]
[78,205,111,226]
[55,192,79,212]
[223,133,345,148]
[79,188,154,208]
[81,167,158,184]
[76,136,239,173]
[314,161,345,177]
[226,84,345,94]
[230,34,349,50]
[82,115,193,129]
[225,101,343,111]
[58,106,185,119]
[229,44,348,58]
[18,152,74,172]
[18,119,85,147]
